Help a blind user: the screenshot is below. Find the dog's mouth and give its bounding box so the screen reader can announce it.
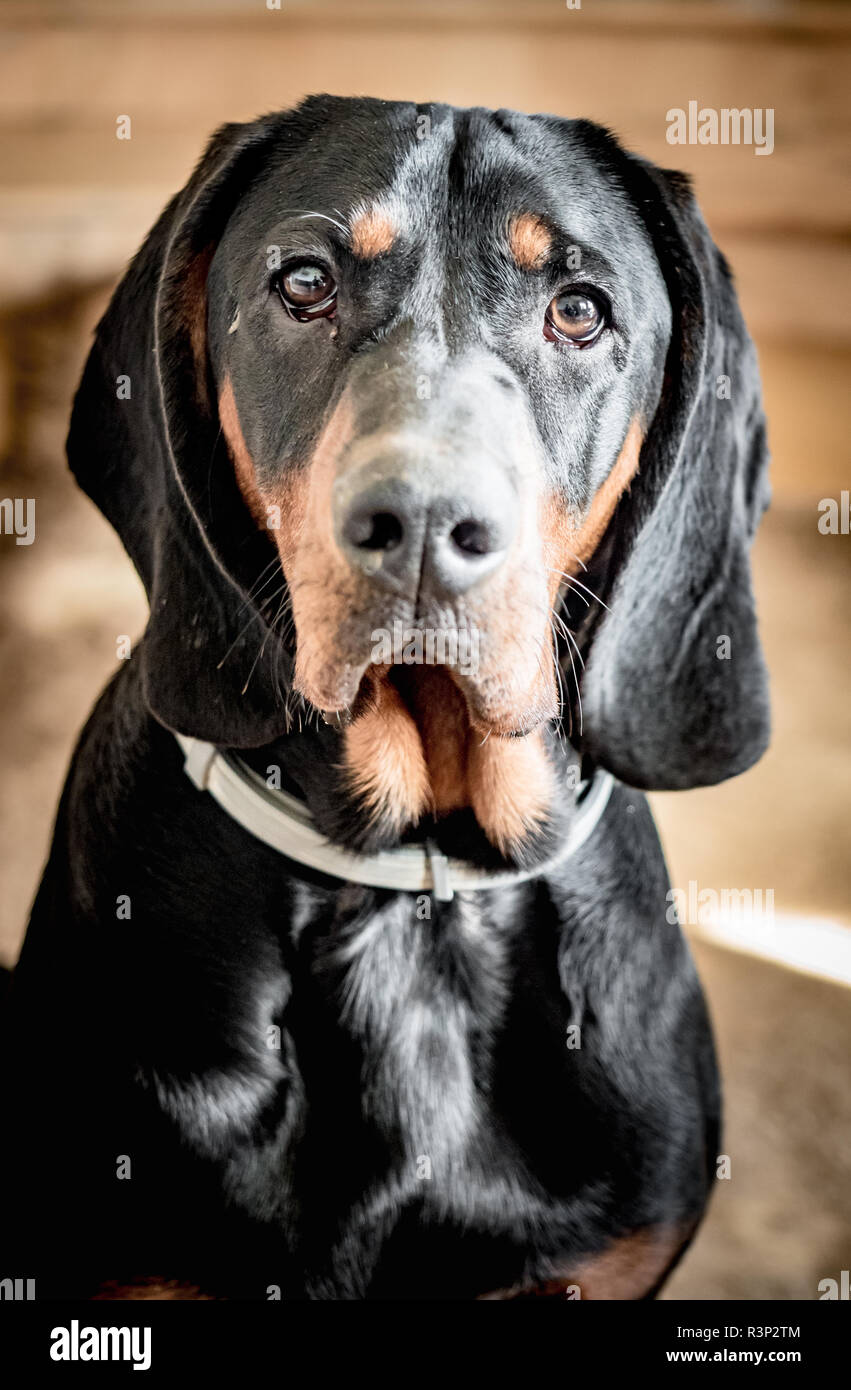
[290,591,561,732]
[294,612,559,738]
[285,600,563,856]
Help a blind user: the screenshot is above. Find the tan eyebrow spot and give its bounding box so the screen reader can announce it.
[350,204,397,259]
[507,212,552,271]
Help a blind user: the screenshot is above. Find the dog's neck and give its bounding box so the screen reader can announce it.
[176,731,613,901]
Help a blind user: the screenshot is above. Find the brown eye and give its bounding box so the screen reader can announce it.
[277,263,337,321]
[545,288,606,345]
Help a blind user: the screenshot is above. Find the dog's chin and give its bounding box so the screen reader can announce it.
[292,609,559,731]
[291,644,562,858]
[449,669,558,739]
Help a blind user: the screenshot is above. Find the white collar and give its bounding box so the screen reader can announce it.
[175,733,613,902]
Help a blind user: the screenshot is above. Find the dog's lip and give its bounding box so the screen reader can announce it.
[304,658,552,740]
[292,608,558,734]
[452,669,557,737]
[319,708,353,729]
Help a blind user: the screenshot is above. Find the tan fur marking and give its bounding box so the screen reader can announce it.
[467,729,554,855]
[219,375,267,529]
[507,212,552,271]
[393,667,470,815]
[568,1224,688,1300]
[344,675,432,833]
[220,375,346,712]
[284,397,361,711]
[93,1280,215,1301]
[344,668,556,850]
[480,1223,691,1300]
[350,205,397,259]
[544,415,644,595]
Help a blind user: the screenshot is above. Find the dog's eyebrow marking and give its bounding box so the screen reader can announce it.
[507,212,552,270]
[349,204,398,259]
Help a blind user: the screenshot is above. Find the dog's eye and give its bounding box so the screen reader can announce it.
[544,288,606,345]
[276,263,337,321]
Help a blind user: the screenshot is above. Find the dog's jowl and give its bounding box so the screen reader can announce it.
[1,98,770,1300]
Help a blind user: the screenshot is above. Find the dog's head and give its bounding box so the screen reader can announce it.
[69,97,770,860]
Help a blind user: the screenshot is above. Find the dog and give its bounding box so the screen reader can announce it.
[1,96,770,1300]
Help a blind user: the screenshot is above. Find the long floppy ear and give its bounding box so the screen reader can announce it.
[67,112,298,746]
[577,147,771,789]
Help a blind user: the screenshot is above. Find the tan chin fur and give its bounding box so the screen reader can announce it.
[344,668,555,854]
[343,675,433,835]
[467,729,554,855]
[395,667,470,815]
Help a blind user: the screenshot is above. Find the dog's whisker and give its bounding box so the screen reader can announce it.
[295,210,350,237]
[563,549,589,572]
[216,584,287,672]
[557,580,590,609]
[562,628,583,738]
[222,557,285,635]
[549,569,611,612]
[549,618,568,745]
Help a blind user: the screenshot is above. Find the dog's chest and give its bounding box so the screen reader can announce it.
[303,894,515,1164]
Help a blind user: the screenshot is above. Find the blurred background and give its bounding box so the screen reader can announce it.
[0,0,848,1299]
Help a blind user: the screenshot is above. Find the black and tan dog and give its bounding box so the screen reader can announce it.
[2,97,770,1300]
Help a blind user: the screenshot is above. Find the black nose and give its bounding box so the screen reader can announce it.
[338,475,515,597]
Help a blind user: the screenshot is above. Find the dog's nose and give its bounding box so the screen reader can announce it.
[338,476,515,597]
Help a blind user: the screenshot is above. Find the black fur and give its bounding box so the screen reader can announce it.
[1,97,768,1299]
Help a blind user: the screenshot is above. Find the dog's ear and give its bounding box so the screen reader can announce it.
[67,113,298,746]
[577,146,771,789]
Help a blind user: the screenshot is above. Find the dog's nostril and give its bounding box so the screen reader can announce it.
[450,519,493,557]
[351,510,404,552]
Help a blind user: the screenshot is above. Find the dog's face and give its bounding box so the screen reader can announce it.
[210,111,669,728]
[204,107,671,846]
[70,98,770,860]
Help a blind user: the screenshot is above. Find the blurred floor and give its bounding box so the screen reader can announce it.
[665,940,851,1301]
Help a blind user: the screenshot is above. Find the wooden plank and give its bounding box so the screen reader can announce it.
[0,20,847,237]
[0,6,848,345]
[4,1,851,37]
